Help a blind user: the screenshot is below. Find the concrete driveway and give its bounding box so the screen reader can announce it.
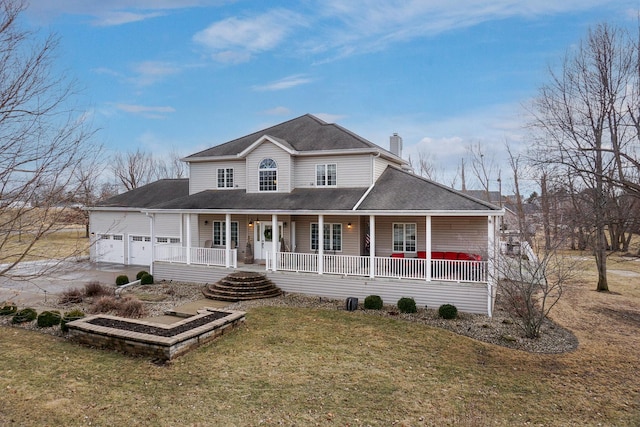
[0,260,144,308]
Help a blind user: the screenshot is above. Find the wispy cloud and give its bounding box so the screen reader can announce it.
[94,11,166,27]
[128,61,181,86]
[193,9,308,63]
[307,0,616,60]
[115,103,176,119]
[252,75,314,91]
[26,0,228,26]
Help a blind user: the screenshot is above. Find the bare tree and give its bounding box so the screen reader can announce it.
[155,148,187,180]
[495,241,575,339]
[466,142,499,202]
[112,149,158,191]
[0,0,97,278]
[529,23,639,292]
[112,148,186,191]
[73,151,106,238]
[408,149,440,181]
[506,142,529,242]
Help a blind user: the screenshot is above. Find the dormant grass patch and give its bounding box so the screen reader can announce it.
[0,251,638,424]
[0,261,638,425]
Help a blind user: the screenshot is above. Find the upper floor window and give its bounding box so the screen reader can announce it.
[217,168,234,188]
[259,158,277,191]
[316,164,337,186]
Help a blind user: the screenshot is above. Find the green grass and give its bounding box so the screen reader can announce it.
[1,302,638,426]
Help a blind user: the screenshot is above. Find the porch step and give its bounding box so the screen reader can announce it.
[202,271,282,302]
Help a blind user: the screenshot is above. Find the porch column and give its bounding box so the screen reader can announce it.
[272,214,278,272]
[487,215,495,317]
[185,213,191,265]
[425,215,432,281]
[318,214,324,275]
[225,213,231,268]
[369,215,375,278]
[148,213,155,275]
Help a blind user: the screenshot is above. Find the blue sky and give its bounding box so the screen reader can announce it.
[24,0,639,191]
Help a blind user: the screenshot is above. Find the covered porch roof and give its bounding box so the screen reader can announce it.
[139,167,503,217]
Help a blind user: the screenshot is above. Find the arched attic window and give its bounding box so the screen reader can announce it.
[259,158,277,191]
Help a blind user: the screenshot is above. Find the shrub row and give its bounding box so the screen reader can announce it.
[116,271,154,286]
[0,303,86,330]
[361,295,458,319]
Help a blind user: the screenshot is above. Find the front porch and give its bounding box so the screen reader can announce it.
[148,211,500,316]
[152,245,487,283]
[152,261,492,315]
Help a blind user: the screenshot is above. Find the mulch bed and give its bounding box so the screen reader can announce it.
[87,311,229,337]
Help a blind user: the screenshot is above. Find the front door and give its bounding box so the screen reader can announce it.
[254,222,283,260]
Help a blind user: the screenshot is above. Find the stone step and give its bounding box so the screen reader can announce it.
[202,271,282,302]
[211,282,277,292]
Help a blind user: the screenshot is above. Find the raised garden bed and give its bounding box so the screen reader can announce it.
[66,308,245,361]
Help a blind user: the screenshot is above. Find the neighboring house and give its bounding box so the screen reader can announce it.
[88,114,503,315]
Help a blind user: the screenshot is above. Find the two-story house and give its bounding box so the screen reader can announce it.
[89,114,503,315]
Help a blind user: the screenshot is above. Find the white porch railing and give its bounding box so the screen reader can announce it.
[155,245,237,268]
[267,252,487,283]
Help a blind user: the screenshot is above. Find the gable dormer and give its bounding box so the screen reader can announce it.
[242,136,294,194]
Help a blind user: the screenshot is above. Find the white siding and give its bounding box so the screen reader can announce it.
[189,160,246,194]
[292,215,360,255]
[155,213,181,237]
[246,143,292,193]
[431,217,487,256]
[373,157,390,181]
[294,154,372,188]
[152,263,489,315]
[89,211,149,264]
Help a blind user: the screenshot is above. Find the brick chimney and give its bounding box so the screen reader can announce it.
[390,133,403,157]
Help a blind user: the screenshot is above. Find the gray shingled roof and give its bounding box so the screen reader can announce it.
[356,167,501,211]
[150,188,369,211]
[94,179,189,208]
[185,114,389,158]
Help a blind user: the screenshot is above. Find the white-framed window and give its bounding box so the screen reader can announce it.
[132,236,150,242]
[259,158,277,191]
[393,223,416,252]
[217,168,234,188]
[213,221,239,247]
[156,237,181,244]
[311,223,342,251]
[113,235,123,241]
[316,164,337,186]
[99,234,110,240]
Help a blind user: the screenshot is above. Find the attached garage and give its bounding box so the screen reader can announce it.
[94,234,125,264]
[129,235,152,266]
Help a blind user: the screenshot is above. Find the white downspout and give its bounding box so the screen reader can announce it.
[147,213,155,275]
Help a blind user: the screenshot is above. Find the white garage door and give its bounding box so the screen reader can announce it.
[95,234,125,264]
[129,235,152,266]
